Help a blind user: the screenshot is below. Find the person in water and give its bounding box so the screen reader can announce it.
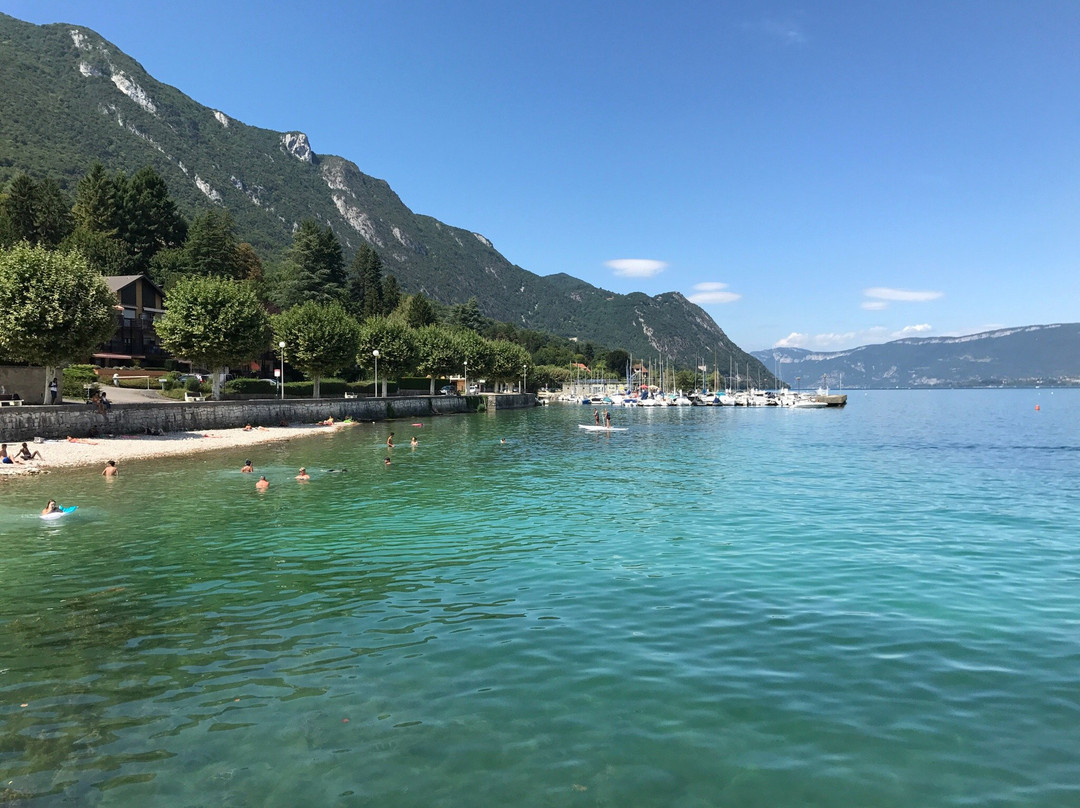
[255,476,270,490]
[295,467,310,481]
[604,409,611,428]
[41,499,60,516]
[410,436,418,447]
[384,456,391,467]
[241,460,254,473]
[386,432,395,448]
[101,460,118,477]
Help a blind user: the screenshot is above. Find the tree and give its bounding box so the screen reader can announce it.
[34,178,73,248]
[273,302,361,399]
[184,209,243,279]
[284,220,345,305]
[344,243,385,319]
[449,297,485,333]
[117,166,187,272]
[382,274,401,315]
[60,227,133,276]
[403,293,437,329]
[0,243,117,401]
[488,339,530,390]
[605,349,630,378]
[357,316,418,397]
[155,275,270,399]
[457,328,494,386]
[414,324,463,394]
[530,364,572,390]
[0,174,41,245]
[72,162,120,235]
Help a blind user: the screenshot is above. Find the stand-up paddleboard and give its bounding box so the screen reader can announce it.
[578,424,628,432]
[40,505,77,520]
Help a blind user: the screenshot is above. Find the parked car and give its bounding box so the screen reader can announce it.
[176,374,204,384]
[258,378,280,388]
[438,385,457,396]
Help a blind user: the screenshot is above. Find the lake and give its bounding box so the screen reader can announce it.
[1,390,1077,806]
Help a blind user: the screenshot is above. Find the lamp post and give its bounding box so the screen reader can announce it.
[523,363,527,394]
[278,341,286,401]
[463,360,468,395]
[372,350,379,398]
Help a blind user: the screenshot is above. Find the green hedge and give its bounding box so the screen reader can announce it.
[62,364,98,398]
[226,378,278,394]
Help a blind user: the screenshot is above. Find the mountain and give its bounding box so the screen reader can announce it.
[0,13,774,383]
[753,324,1080,388]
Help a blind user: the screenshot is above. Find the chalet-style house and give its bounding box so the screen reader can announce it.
[95,275,167,367]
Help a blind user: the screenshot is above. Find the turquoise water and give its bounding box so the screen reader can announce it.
[1,390,1078,806]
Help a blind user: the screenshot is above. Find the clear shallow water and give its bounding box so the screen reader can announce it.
[1,390,1078,807]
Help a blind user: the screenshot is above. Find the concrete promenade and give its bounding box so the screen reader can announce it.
[0,393,536,443]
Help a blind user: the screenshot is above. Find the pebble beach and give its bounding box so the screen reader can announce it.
[0,422,348,478]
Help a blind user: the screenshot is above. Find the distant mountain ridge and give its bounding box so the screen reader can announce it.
[753,324,1080,388]
[0,12,774,382]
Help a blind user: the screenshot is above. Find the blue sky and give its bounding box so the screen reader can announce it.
[5,1,1079,352]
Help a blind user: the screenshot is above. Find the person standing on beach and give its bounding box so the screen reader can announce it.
[255,476,270,490]
[102,460,118,477]
[49,377,58,404]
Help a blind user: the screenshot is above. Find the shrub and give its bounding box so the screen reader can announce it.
[62,364,98,398]
[225,378,277,395]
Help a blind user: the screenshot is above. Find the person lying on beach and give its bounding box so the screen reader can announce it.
[241,460,254,473]
[255,476,270,490]
[42,499,60,516]
[317,416,335,426]
[102,460,118,477]
[295,467,310,481]
[17,443,42,461]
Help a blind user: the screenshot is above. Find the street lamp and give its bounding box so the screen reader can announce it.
[278,341,286,400]
[372,349,379,397]
[463,359,468,395]
[523,363,527,394]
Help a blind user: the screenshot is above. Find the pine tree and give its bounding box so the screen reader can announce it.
[382,273,401,316]
[72,162,119,235]
[185,208,241,278]
[118,166,187,273]
[285,220,346,305]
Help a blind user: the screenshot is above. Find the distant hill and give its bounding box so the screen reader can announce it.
[753,324,1080,388]
[0,12,775,383]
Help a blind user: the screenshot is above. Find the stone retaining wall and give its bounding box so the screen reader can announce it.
[0,394,536,442]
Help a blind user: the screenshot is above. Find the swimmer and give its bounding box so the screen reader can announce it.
[101,460,118,477]
[386,432,395,448]
[41,499,60,516]
[296,467,310,481]
[255,475,270,490]
[410,436,418,447]
[326,468,348,473]
[241,460,254,473]
[384,456,391,467]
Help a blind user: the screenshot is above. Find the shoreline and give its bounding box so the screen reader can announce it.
[0,422,352,479]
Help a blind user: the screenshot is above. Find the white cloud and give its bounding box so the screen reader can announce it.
[863,287,944,303]
[861,300,888,311]
[745,17,807,45]
[775,324,936,352]
[895,323,933,338]
[607,258,667,278]
[687,281,741,305]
